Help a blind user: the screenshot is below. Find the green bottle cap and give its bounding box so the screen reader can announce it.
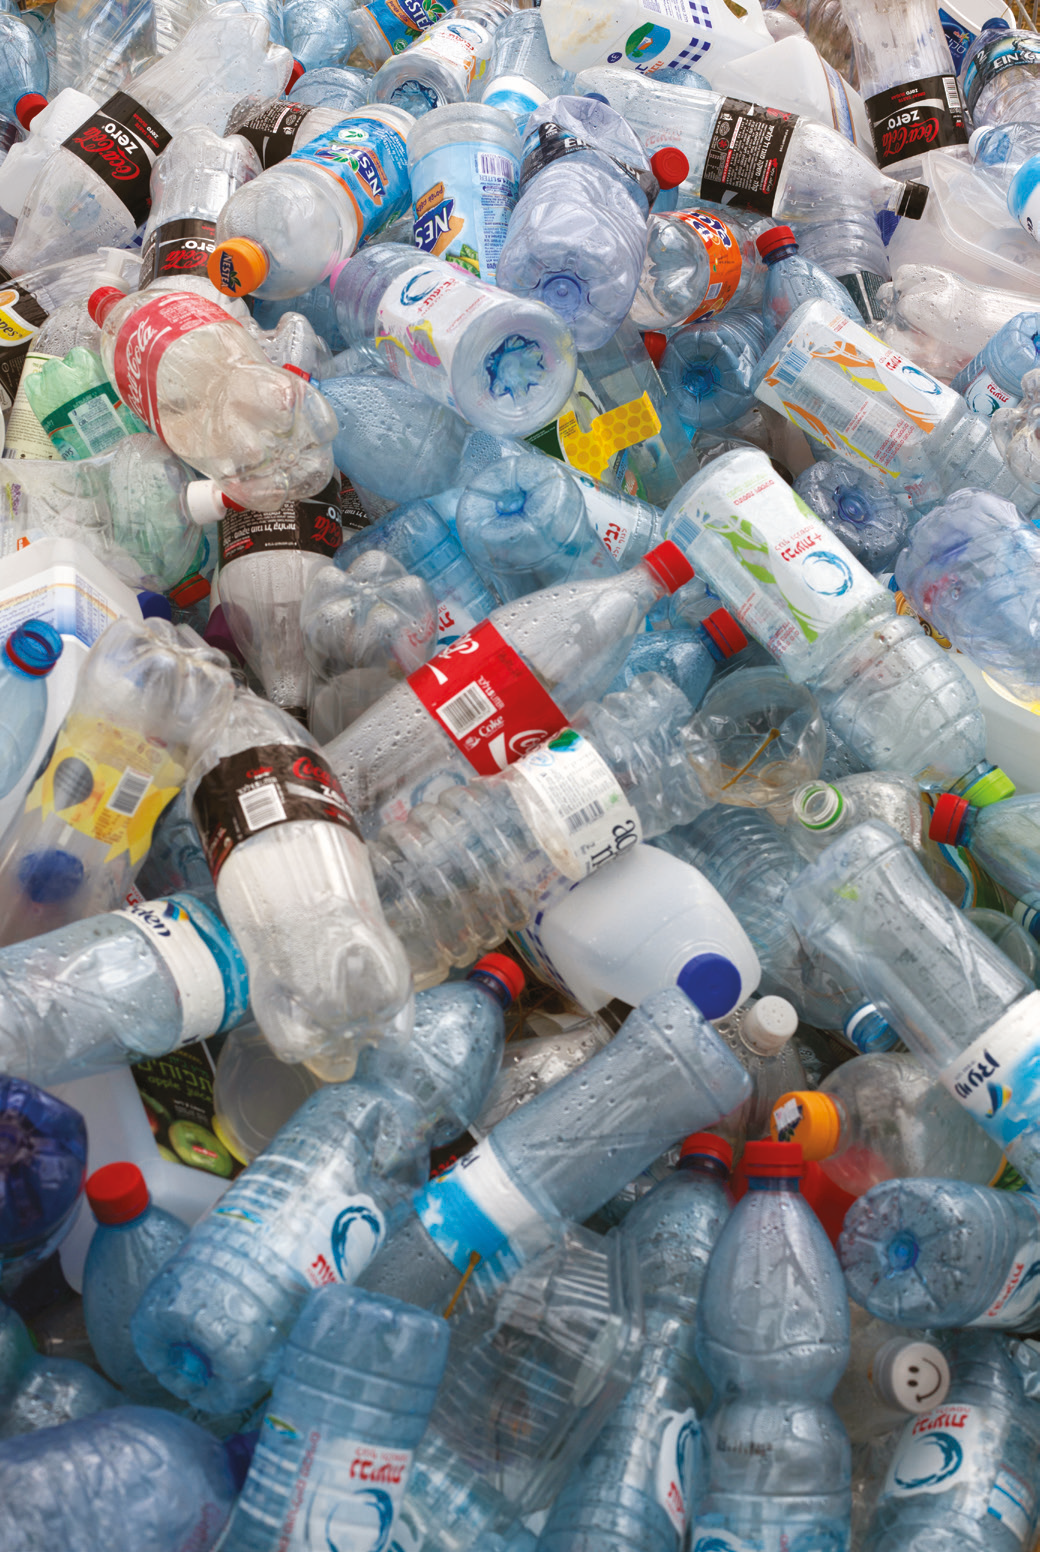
[963,767,1016,807]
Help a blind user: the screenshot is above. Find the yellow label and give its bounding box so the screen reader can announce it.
[557,392,662,481]
[0,292,33,345]
[25,714,183,864]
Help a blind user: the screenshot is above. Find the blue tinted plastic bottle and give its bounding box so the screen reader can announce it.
[759,224,866,337]
[793,461,909,575]
[693,1140,851,1552]
[0,620,61,800]
[0,1298,120,1439]
[952,312,1040,417]
[219,1284,449,1552]
[659,310,766,432]
[607,613,747,704]
[0,1077,85,1295]
[0,10,48,126]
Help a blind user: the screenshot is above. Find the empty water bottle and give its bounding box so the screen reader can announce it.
[793,461,909,575]
[929,788,1040,932]
[373,0,511,117]
[952,312,1040,418]
[0,1299,120,1439]
[0,1077,86,1294]
[480,6,573,129]
[658,309,766,431]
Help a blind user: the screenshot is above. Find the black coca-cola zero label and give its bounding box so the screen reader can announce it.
[233,100,316,169]
[62,92,173,227]
[0,265,47,412]
[219,479,343,566]
[192,743,360,880]
[866,75,967,167]
[140,218,216,287]
[339,476,369,534]
[699,98,797,215]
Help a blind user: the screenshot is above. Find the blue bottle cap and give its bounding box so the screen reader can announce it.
[982,15,1011,27]
[677,953,742,1019]
[4,619,62,677]
[17,848,85,904]
[137,590,173,621]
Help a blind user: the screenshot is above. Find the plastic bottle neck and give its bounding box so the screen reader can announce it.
[467,968,514,1008]
[676,1152,730,1182]
[747,1175,801,1192]
[763,244,798,266]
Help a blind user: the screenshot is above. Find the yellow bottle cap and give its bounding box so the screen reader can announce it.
[208,238,269,297]
[770,1090,842,1159]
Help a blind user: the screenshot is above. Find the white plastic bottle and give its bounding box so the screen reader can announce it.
[539,0,772,83]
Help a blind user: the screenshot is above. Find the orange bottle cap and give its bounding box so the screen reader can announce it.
[208,238,269,297]
[770,1090,842,1160]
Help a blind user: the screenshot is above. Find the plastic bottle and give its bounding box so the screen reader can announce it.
[759,222,866,336]
[350,0,463,71]
[217,1284,449,1552]
[318,372,471,507]
[658,309,766,432]
[929,789,1040,930]
[0,621,62,800]
[283,0,359,72]
[470,1010,614,1140]
[835,1303,952,1445]
[20,346,148,461]
[606,614,746,702]
[323,540,693,834]
[0,10,47,133]
[843,0,968,173]
[537,1134,735,1552]
[331,241,578,436]
[407,102,520,281]
[0,1077,86,1294]
[395,1425,537,1552]
[895,489,1040,706]
[82,1160,188,1400]
[793,461,910,574]
[224,92,354,170]
[630,205,763,332]
[785,819,1040,1188]
[138,125,262,296]
[52,0,156,102]
[795,209,892,326]
[479,7,574,130]
[495,95,657,352]
[0,1405,244,1552]
[692,1140,851,1551]
[0,1300,121,1439]
[288,64,372,111]
[357,987,750,1313]
[951,312,1040,417]
[373,0,511,117]
[961,18,1040,128]
[131,956,517,1413]
[208,104,414,300]
[539,0,772,80]
[3,8,294,273]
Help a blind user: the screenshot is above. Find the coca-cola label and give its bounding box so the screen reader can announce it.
[140,218,216,288]
[232,99,317,169]
[699,98,798,215]
[111,290,235,436]
[0,267,47,413]
[865,75,968,168]
[406,619,568,777]
[219,479,343,566]
[192,743,361,881]
[62,92,173,227]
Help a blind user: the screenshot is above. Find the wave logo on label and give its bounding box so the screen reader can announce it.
[264,1413,301,1440]
[893,1430,963,1490]
[802,550,855,597]
[987,1081,1013,1117]
[325,1488,396,1552]
[331,1203,385,1281]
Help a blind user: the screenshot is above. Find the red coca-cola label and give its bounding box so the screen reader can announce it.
[407,620,567,777]
[112,291,236,436]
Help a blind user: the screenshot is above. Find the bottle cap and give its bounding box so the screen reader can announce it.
[643,540,694,593]
[740,995,798,1055]
[87,286,125,325]
[650,146,689,190]
[4,619,62,676]
[680,1131,733,1169]
[701,607,747,657]
[208,239,269,298]
[470,952,525,1005]
[963,765,1015,807]
[770,1090,841,1158]
[167,572,211,608]
[288,58,306,88]
[743,1139,803,1177]
[677,952,742,1019]
[929,792,970,845]
[17,847,85,903]
[872,1338,951,1414]
[755,225,797,259]
[982,15,1011,27]
[185,479,230,525]
[136,590,172,621]
[897,182,929,220]
[844,1001,897,1053]
[15,92,47,130]
[642,331,668,370]
[86,1161,150,1224]
[968,124,994,157]
[793,780,844,832]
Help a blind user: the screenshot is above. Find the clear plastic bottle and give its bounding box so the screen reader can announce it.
[714,994,808,1144]
[138,125,262,296]
[961,18,1040,128]
[0,1076,86,1295]
[288,64,372,111]
[0,1301,120,1439]
[842,0,967,174]
[0,9,49,128]
[630,206,763,332]
[951,312,1040,418]
[373,0,511,117]
[22,346,150,461]
[658,309,766,432]
[930,789,1040,928]
[759,222,866,335]
[217,1284,449,1552]
[319,371,470,506]
[470,1011,614,1140]
[0,621,62,799]
[795,209,891,325]
[407,102,520,282]
[479,6,573,130]
[692,1139,851,1551]
[282,0,359,72]
[793,461,909,574]
[350,0,463,71]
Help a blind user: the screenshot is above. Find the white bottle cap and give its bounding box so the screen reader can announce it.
[185,480,229,525]
[872,1338,951,1414]
[740,996,799,1055]
[968,124,994,157]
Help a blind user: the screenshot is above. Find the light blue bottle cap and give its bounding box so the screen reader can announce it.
[677,953,742,1019]
[5,619,62,677]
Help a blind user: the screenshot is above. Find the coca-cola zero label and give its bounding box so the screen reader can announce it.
[140,218,216,287]
[699,98,798,215]
[219,480,343,565]
[62,92,173,227]
[865,75,968,167]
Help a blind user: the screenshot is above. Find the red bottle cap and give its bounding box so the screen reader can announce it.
[15,92,47,130]
[643,331,668,370]
[167,572,211,607]
[650,146,690,190]
[743,1139,803,1177]
[87,286,125,325]
[680,1131,733,1169]
[471,952,525,1004]
[86,1162,150,1224]
[288,58,305,89]
[755,225,798,259]
[701,608,747,657]
[929,792,970,844]
[643,540,694,593]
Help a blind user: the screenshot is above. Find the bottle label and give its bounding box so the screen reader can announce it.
[865,75,968,168]
[375,259,512,410]
[362,0,453,56]
[519,117,657,203]
[412,138,519,281]
[413,1139,535,1272]
[973,1226,1040,1327]
[0,269,47,413]
[112,290,237,439]
[656,1408,699,1538]
[61,92,173,227]
[219,479,343,566]
[510,728,642,881]
[837,270,885,326]
[482,76,546,123]
[24,712,184,864]
[232,99,316,169]
[960,368,1018,418]
[3,350,61,460]
[577,475,647,564]
[939,991,1040,1191]
[249,1419,412,1551]
[821,58,856,143]
[40,380,135,459]
[192,742,361,882]
[939,9,974,71]
[884,1403,984,1498]
[406,16,489,86]
[139,217,217,288]
[664,457,881,660]
[671,209,745,325]
[290,113,412,260]
[692,1528,768,1551]
[406,619,568,777]
[290,1195,386,1290]
[755,308,956,480]
[116,897,226,1044]
[698,98,798,217]
[963,32,1040,115]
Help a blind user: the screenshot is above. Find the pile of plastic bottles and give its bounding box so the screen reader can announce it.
[8,0,1040,1546]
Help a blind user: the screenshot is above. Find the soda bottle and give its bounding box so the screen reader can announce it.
[842,0,968,173]
[630,205,764,332]
[138,124,262,297]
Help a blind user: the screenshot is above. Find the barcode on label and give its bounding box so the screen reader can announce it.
[69,394,124,454]
[776,346,810,387]
[437,682,496,739]
[107,767,151,817]
[943,75,961,110]
[565,800,604,833]
[239,783,286,831]
[666,512,698,553]
[478,152,515,179]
